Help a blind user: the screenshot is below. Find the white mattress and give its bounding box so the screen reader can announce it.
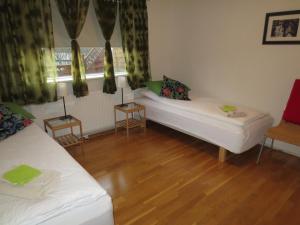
[0,124,114,225]
[135,95,273,154]
[41,195,114,225]
[141,90,268,127]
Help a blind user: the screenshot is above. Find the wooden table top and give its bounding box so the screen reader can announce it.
[114,102,145,113]
[44,115,81,130]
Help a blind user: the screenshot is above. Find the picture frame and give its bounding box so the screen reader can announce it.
[262,10,300,45]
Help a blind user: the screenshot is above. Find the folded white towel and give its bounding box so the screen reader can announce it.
[227,111,247,118]
[0,170,60,200]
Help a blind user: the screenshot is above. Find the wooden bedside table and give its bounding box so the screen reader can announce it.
[44,115,84,151]
[114,102,146,136]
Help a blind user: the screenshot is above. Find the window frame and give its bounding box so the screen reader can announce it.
[47,72,127,83]
[48,47,127,83]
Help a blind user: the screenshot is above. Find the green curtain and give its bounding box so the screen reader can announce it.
[0,0,57,105]
[119,0,151,90]
[55,0,89,97]
[93,0,117,94]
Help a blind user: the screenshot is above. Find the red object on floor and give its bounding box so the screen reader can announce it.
[282,79,300,124]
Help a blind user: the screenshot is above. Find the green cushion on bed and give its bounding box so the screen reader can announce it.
[4,102,35,119]
[146,80,163,95]
[160,76,191,100]
[3,165,41,186]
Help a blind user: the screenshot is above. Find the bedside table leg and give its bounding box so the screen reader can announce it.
[114,108,117,134]
[126,112,129,137]
[143,109,146,132]
[79,123,83,139]
[79,122,84,155]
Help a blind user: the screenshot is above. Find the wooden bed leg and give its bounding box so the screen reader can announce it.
[219,147,227,162]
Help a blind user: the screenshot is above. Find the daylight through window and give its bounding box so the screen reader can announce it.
[54,47,126,78]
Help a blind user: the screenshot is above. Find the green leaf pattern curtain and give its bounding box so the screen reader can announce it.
[119,0,151,90]
[0,0,57,104]
[55,0,89,97]
[93,0,117,94]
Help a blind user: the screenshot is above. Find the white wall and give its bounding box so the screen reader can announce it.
[148,0,300,156]
[26,79,133,136]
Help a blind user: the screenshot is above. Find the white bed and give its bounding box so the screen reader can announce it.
[0,124,114,225]
[135,90,273,161]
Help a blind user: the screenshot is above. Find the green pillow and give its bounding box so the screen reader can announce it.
[146,80,163,95]
[4,102,35,119]
[3,164,41,186]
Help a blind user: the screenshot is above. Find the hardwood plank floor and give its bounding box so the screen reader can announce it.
[70,122,300,225]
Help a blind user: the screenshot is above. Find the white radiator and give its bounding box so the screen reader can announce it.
[25,79,134,136]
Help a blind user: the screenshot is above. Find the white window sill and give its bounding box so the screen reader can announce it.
[47,72,127,83]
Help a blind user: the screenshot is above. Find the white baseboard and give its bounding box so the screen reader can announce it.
[264,138,300,158]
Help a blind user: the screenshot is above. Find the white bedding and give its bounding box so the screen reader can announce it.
[0,124,112,225]
[141,90,267,127]
[136,91,273,154]
[0,170,60,200]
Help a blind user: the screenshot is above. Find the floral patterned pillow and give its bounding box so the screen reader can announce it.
[160,76,191,100]
[0,104,32,141]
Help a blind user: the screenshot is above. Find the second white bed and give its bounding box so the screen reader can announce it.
[135,91,273,155]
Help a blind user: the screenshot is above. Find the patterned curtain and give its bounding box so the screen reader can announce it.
[93,0,117,94]
[55,0,89,97]
[0,0,57,105]
[119,0,151,90]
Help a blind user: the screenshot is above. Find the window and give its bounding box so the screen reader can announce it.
[54,47,126,80]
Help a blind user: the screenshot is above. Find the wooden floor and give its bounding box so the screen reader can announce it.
[70,122,300,225]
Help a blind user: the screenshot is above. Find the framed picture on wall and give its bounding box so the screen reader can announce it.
[262,10,300,44]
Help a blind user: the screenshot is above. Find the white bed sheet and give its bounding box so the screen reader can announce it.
[0,124,114,225]
[141,90,268,127]
[135,97,273,154]
[41,194,114,225]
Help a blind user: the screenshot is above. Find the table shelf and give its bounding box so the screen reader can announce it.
[55,134,83,148]
[116,118,145,129]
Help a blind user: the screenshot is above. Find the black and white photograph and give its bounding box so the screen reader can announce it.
[263,10,300,44]
[271,19,299,37]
